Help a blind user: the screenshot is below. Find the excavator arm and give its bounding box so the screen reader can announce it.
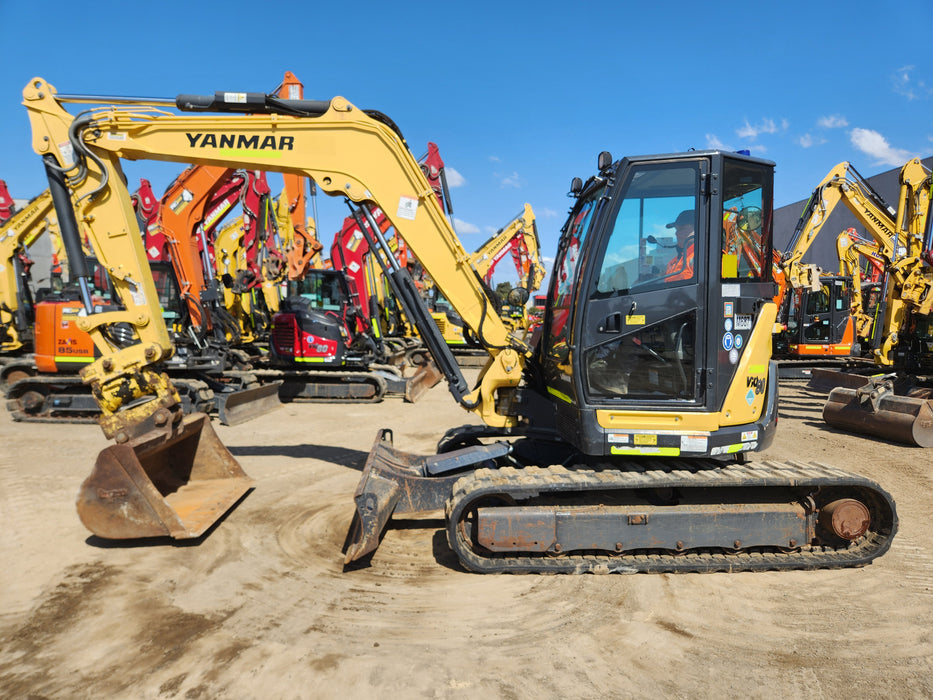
[782,160,930,285]
[836,228,887,341]
[469,203,538,284]
[25,77,527,427]
[781,159,933,365]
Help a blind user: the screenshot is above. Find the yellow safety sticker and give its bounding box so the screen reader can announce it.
[625,315,645,325]
[547,385,573,404]
[611,446,681,456]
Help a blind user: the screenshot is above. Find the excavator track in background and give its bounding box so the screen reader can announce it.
[256,359,441,404]
[345,432,897,573]
[5,374,98,422]
[3,369,277,425]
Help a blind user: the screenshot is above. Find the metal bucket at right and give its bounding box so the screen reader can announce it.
[823,387,933,447]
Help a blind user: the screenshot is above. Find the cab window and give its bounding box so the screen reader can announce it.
[721,161,771,279]
[593,165,699,294]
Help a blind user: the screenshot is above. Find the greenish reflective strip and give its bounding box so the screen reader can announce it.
[445,340,467,345]
[55,356,94,363]
[219,149,282,159]
[611,446,681,456]
[725,443,745,453]
[292,357,332,363]
[546,386,573,404]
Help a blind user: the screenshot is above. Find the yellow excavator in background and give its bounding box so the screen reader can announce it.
[780,158,933,445]
[430,204,544,352]
[0,189,55,355]
[23,77,896,572]
[835,227,887,351]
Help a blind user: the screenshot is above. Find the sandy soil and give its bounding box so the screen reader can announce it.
[1,377,931,699]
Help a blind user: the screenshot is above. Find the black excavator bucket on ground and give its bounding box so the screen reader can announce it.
[823,382,933,447]
[76,412,254,539]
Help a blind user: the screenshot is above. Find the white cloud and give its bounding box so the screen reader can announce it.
[893,66,913,99]
[539,207,560,218]
[453,218,480,234]
[488,155,501,162]
[892,65,932,100]
[498,171,523,188]
[797,133,826,148]
[817,115,849,129]
[850,128,914,166]
[706,134,728,150]
[736,118,784,140]
[444,166,465,187]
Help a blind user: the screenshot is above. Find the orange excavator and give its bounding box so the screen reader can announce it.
[274,71,324,280]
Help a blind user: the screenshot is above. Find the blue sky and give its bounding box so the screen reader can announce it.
[2,1,931,286]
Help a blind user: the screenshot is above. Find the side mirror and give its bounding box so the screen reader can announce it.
[598,151,613,171]
[570,177,583,196]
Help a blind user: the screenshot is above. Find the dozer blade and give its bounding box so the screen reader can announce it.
[215,380,283,426]
[807,368,874,393]
[344,429,509,564]
[77,412,254,539]
[823,387,933,447]
[403,361,443,403]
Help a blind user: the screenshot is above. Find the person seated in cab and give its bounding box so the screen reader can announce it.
[665,210,695,281]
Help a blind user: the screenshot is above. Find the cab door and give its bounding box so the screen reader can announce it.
[578,159,708,407]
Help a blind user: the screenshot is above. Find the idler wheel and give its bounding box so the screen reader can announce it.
[819,498,870,541]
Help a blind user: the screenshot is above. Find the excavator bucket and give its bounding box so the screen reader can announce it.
[215,380,283,426]
[823,387,933,447]
[77,412,254,539]
[403,362,443,403]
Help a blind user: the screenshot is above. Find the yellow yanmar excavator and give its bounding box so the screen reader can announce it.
[23,77,896,571]
[780,159,933,446]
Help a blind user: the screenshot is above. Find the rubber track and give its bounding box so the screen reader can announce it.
[253,368,387,403]
[5,376,97,423]
[446,460,897,574]
[5,375,220,423]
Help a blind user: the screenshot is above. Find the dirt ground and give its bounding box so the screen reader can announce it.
[1,375,931,699]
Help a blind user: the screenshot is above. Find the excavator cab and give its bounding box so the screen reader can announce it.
[272,269,357,367]
[541,151,778,457]
[349,150,897,572]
